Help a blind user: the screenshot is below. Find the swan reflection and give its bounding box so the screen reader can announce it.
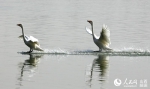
[17,54,43,89]
[85,55,109,88]
[20,54,43,77]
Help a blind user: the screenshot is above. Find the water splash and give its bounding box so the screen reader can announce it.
[18,47,150,56]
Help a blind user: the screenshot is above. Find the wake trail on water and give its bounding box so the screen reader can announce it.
[18,47,150,56]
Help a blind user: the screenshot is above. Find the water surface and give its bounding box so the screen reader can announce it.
[0,0,150,89]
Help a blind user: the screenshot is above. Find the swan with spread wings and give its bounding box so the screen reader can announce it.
[86,20,112,52]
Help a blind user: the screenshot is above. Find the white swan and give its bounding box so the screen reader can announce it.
[17,24,43,53]
[86,20,112,52]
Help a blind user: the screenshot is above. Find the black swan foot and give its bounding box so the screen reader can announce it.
[26,49,33,53]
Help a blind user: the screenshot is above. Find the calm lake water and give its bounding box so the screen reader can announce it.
[0,0,150,89]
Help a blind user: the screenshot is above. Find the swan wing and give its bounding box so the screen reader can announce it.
[85,27,92,35]
[99,24,111,47]
[29,36,39,42]
[19,35,40,45]
[85,27,99,39]
[18,35,30,41]
[18,35,23,40]
[29,36,40,46]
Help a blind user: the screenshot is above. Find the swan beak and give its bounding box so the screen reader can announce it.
[87,20,93,25]
[17,24,22,26]
[87,20,92,23]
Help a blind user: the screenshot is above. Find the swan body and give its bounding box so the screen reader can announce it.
[17,24,43,53]
[86,20,112,52]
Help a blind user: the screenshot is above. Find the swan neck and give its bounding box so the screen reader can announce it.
[91,24,93,33]
[91,23,95,39]
[21,26,25,41]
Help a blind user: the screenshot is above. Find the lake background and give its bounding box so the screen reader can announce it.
[0,0,150,89]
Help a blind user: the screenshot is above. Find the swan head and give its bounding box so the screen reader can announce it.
[87,20,93,25]
[17,24,23,28]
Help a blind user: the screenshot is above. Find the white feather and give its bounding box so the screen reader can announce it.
[29,36,39,43]
[18,35,42,51]
[85,27,99,39]
[101,24,111,44]
[18,35,39,43]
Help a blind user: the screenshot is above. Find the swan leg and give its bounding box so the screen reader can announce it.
[93,49,102,52]
[27,48,33,53]
[94,50,100,52]
[30,49,33,53]
[99,49,102,52]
